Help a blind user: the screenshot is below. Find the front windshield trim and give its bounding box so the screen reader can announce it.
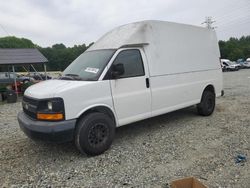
[86,49,117,81]
[62,49,116,81]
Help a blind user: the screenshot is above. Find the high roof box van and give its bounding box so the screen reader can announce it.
[18,20,223,155]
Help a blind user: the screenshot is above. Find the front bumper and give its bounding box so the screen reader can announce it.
[18,112,76,143]
[227,67,238,71]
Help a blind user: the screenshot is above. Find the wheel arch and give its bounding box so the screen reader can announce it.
[76,104,117,126]
[200,84,215,102]
[203,84,215,93]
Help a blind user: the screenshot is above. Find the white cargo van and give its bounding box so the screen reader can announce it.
[18,20,223,155]
[221,59,240,71]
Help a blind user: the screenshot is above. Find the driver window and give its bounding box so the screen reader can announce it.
[112,49,145,78]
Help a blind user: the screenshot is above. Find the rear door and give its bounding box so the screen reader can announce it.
[105,48,151,126]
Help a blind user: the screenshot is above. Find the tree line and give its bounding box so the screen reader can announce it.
[0,36,93,71]
[0,35,249,71]
[219,36,250,61]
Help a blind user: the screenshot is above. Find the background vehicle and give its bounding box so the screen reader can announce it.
[27,72,52,80]
[220,61,226,71]
[236,59,245,68]
[0,72,30,84]
[242,58,250,68]
[221,59,239,71]
[18,20,223,156]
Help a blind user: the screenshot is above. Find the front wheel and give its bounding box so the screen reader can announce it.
[75,112,115,156]
[197,90,215,116]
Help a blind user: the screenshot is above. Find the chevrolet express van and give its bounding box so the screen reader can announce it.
[18,20,223,155]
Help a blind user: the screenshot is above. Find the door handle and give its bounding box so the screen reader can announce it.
[146,78,150,88]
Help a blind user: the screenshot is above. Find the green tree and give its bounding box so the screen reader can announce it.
[219,35,250,61]
[39,43,89,71]
[1,35,250,70]
[0,36,92,71]
[0,36,35,48]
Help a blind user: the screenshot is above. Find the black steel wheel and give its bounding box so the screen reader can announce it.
[197,90,215,116]
[88,123,108,147]
[75,112,115,156]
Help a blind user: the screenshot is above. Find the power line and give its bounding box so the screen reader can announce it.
[215,15,250,26]
[216,21,250,37]
[217,17,250,28]
[210,0,250,18]
[203,1,250,29]
[0,23,10,36]
[216,11,250,24]
[216,19,250,32]
[215,4,250,22]
[217,17,250,27]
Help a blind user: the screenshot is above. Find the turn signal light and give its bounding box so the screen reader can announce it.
[37,113,64,121]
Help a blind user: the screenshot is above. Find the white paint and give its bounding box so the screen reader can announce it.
[108,48,151,126]
[24,21,223,127]
[88,20,221,76]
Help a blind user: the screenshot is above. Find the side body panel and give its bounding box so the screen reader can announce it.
[150,69,222,117]
[143,23,221,76]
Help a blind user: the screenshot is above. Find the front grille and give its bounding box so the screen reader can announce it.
[22,96,39,119]
[23,96,39,106]
[23,108,36,119]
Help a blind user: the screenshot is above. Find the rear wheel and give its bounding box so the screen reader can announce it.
[75,112,115,156]
[197,90,215,116]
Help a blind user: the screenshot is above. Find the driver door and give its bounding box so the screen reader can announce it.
[106,49,151,126]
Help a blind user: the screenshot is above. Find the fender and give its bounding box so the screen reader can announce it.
[76,104,119,126]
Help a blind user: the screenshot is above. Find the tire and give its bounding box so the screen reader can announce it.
[197,90,215,116]
[75,112,115,156]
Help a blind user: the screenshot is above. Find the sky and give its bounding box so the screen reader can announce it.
[0,0,249,47]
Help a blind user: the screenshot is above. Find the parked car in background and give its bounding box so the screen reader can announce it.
[221,59,240,71]
[232,61,241,69]
[27,72,52,80]
[236,59,245,68]
[243,58,250,68]
[0,72,31,84]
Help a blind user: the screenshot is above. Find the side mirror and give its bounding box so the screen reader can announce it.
[111,63,124,79]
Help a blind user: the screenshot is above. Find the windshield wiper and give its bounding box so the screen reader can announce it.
[65,74,80,77]
[59,74,96,81]
[59,74,83,81]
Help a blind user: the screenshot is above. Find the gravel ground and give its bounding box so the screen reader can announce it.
[1,69,250,188]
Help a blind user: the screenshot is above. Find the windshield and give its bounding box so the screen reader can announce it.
[63,49,115,81]
[227,61,235,65]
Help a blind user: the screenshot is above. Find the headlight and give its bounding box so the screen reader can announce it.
[37,98,65,121]
[47,101,53,111]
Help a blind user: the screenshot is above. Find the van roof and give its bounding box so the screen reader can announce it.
[87,20,220,76]
[87,20,208,51]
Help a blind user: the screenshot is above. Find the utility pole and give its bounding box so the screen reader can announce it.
[202,17,216,29]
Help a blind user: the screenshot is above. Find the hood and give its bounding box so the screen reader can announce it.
[229,64,236,68]
[24,79,94,99]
